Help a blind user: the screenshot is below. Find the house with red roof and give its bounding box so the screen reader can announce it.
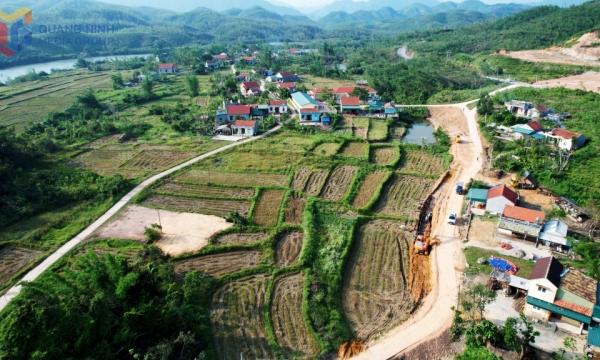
[277,82,296,93]
[231,120,259,136]
[268,100,288,114]
[276,71,297,82]
[544,128,586,151]
[240,81,261,97]
[213,53,228,63]
[215,103,251,123]
[498,205,545,240]
[242,56,256,66]
[157,63,176,74]
[289,48,302,56]
[236,73,251,82]
[332,86,378,101]
[486,185,518,214]
[340,96,361,113]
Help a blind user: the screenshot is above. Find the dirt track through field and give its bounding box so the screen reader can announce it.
[210,274,275,360]
[271,273,320,358]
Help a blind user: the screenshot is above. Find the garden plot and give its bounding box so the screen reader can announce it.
[374,175,437,219]
[320,165,358,201]
[371,147,398,166]
[250,135,314,153]
[83,134,123,148]
[284,193,305,224]
[398,150,446,175]
[98,205,232,256]
[353,117,369,140]
[213,231,271,246]
[303,169,330,196]
[340,142,367,158]
[253,190,285,227]
[291,167,312,190]
[351,171,387,209]
[0,247,44,286]
[271,273,320,358]
[314,142,342,156]
[121,151,197,171]
[94,169,146,179]
[342,220,418,340]
[77,150,138,161]
[367,120,388,141]
[210,274,275,360]
[155,182,255,199]
[176,170,289,187]
[275,231,304,267]
[142,195,252,217]
[174,251,263,278]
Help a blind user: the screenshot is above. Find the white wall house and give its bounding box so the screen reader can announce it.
[486,185,517,214]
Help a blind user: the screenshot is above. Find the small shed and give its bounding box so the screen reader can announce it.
[539,220,570,247]
[466,188,489,203]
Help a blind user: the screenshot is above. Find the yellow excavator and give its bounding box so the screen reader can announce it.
[455,135,461,143]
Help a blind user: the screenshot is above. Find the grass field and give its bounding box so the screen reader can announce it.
[353,117,369,140]
[463,247,534,278]
[314,142,342,156]
[253,190,285,227]
[374,174,437,219]
[367,120,388,141]
[339,142,368,158]
[370,147,398,166]
[398,150,446,175]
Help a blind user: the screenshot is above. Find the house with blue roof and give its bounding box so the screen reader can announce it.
[290,92,336,122]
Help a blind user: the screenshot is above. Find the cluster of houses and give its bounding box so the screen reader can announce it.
[466,184,571,250]
[306,86,400,117]
[213,99,288,136]
[500,101,585,151]
[205,52,258,70]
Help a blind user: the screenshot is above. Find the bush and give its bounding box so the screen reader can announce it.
[144,223,162,243]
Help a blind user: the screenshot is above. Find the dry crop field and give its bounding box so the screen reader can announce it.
[155,182,256,199]
[0,247,44,286]
[253,190,285,227]
[314,142,342,156]
[370,147,398,166]
[374,174,437,219]
[271,273,320,358]
[398,150,446,175]
[121,151,197,171]
[342,220,419,340]
[320,165,358,201]
[351,171,388,209]
[284,193,305,224]
[275,231,304,267]
[212,231,271,246]
[291,167,312,190]
[352,117,369,140]
[303,169,330,196]
[174,251,264,278]
[176,169,289,187]
[142,195,252,217]
[339,142,368,157]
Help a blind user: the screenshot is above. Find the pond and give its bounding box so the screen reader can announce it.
[402,121,437,145]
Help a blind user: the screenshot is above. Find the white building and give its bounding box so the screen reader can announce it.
[544,129,586,151]
[486,185,517,214]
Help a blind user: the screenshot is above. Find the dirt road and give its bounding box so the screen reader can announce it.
[0,124,283,312]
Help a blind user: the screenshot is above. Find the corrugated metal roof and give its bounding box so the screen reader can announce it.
[466,188,489,203]
[593,305,600,319]
[531,133,546,140]
[556,288,594,309]
[509,275,530,290]
[527,296,591,324]
[543,220,568,237]
[500,218,542,237]
[588,324,600,347]
[291,92,318,106]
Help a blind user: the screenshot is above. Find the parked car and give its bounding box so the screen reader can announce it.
[448,213,457,225]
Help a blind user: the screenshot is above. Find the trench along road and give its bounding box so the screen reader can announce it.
[0,124,284,312]
[355,84,529,359]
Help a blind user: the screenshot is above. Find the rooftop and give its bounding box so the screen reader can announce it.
[550,129,581,139]
[291,92,319,106]
[334,86,376,94]
[278,71,294,77]
[487,185,517,203]
[158,63,175,69]
[560,270,598,304]
[269,100,287,106]
[554,299,593,316]
[466,188,489,203]
[341,97,360,106]
[278,82,295,88]
[242,81,260,89]
[527,121,543,131]
[233,120,256,127]
[530,256,564,288]
[503,205,545,224]
[226,105,250,115]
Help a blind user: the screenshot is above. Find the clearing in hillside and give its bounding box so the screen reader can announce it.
[121,151,197,171]
[174,251,263,278]
[176,170,289,187]
[314,142,342,156]
[367,120,388,141]
[374,174,437,219]
[212,231,271,246]
[340,142,367,158]
[320,165,358,201]
[253,190,285,227]
[351,171,387,209]
[303,169,330,196]
[142,195,252,217]
[210,274,275,360]
[291,167,312,191]
[342,219,420,340]
[398,150,446,175]
[270,273,320,358]
[0,247,44,286]
[275,231,304,267]
[371,147,397,166]
[155,182,255,199]
[283,193,306,224]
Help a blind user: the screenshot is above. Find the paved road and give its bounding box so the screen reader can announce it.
[0,124,283,312]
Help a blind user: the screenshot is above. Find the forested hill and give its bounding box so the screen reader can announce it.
[395,0,600,55]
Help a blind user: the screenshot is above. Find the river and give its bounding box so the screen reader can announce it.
[0,54,151,82]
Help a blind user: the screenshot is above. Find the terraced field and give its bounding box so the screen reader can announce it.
[210,274,275,360]
[291,167,312,191]
[253,190,285,227]
[0,247,44,286]
[374,174,437,219]
[340,142,368,158]
[142,195,252,217]
[121,151,197,171]
[367,120,388,141]
[271,273,320,358]
[176,170,289,187]
[314,142,342,156]
[320,165,358,201]
[275,231,303,267]
[398,150,446,175]
[155,182,255,199]
[303,170,329,196]
[342,220,418,340]
[284,193,305,224]
[174,251,263,278]
[351,171,387,209]
[371,147,398,166]
[212,231,271,246]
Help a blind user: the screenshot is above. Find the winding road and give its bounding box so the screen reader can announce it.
[0,124,283,312]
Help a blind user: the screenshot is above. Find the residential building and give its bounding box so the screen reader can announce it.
[289,47,302,56]
[340,96,361,113]
[369,100,384,112]
[511,121,544,139]
[236,73,250,82]
[384,102,398,116]
[356,80,368,86]
[253,68,273,77]
[527,105,551,119]
[539,220,570,248]
[498,205,545,240]
[268,100,288,114]
[231,120,259,136]
[486,185,517,214]
[505,100,533,116]
[525,257,600,342]
[249,104,269,117]
[544,129,586,151]
[137,71,158,81]
[266,74,282,83]
[213,53,228,63]
[308,88,330,99]
[466,188,489,214]
[215,104,251,123]
[240,81,261,97]
[277,82,296,93]
[158,63,176,74]
[205,60,220,69]
[276,71,297,83]
[332,86,378,101]
[242,56,256,66]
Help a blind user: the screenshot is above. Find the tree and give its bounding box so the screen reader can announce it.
[141,76,154,96]
[502,313,540,359]
[184,74,199,98]
[74,57,89,69]
[111,72,124,89]
[460,282,497,323]
[144,223,162,243]
[477,94,494,116]
[350,87,369,102]
[279,88,290,99]
[75,88,100,109]
[573,239,600,281]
